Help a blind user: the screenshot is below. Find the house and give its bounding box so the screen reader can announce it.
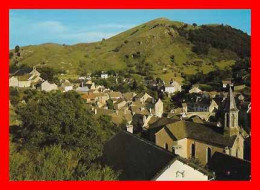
[101,72,108,79]
[189,85,202,94]
[155,86,245,166]
[183,98,218,113]
[9,76,31,88]
[114,98,127,110]
[222,79,233,88]
[109,91,122,100]
[155,98,163,117]
[82,92,97,103]
[61,80,73,92]
[208,152,250,180]
[95,93,109,107]
[9,67,42,88]
[41,81,57,92]
[164,81,181,94]
[134,92,152,104]
[101,131,213,181]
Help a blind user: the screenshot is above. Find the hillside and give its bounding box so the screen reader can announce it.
[9,18,250,83]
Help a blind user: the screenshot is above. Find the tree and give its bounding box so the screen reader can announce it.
[10,141,120,180]
[16,91,102,161]
[15,45,20,53]
[106,99,114,110]
[11,91,120,180]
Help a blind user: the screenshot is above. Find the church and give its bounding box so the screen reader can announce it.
[155,85,245,166]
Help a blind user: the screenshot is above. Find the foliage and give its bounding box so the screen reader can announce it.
[10,141,119,181]
[37,67,61,84]
[178,25,250,58]
[15,45,20,53]
[10,91,120,180]
[106,99,114,110]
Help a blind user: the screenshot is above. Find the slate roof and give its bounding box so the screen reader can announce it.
[101,131,177,180]
[109,91,122,98]
[123,92,136,101]
[17,74,31,81]
[224,86,238,112]
[148,117,178,130]
[208,152,251,181]
[76,86,89,92]
[135,92,146,99]
[161,120,237,147]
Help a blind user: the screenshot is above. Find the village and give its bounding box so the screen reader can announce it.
[9,66,251,181]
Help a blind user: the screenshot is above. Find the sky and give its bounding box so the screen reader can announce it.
[9,9,251,49]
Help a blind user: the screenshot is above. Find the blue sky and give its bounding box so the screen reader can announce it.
[9,9,251,49]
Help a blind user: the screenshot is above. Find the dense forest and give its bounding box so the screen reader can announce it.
[177,25,250,58]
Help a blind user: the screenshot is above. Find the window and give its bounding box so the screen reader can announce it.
[191,143,195,158]
[207,147,212,163]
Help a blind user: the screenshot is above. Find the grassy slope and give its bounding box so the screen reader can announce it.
[10,18,239,83]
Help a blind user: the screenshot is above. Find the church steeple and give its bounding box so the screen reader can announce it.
[224,85,239,136]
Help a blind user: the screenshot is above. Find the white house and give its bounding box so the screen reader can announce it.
[164,81,182,94]
[9,76,31,88]
[61,80,73,92]
[101,73,109,79]
[9,67,42,88]
[154,158,213,181]
[41,81,58,92]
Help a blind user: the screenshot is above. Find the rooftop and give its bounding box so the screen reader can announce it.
[160,120,237,147]
[101,131,177,180]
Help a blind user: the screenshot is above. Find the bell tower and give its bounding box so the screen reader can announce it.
[224,85,239,136]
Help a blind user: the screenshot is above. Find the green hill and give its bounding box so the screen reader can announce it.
[9,18,250,83]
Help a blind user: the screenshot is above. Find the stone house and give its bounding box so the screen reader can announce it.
[109,91,122,101]
[164,81,182,94]
[101,72,109,79]
[82,92,97,103]
[9,67,42,88]
[183,99,218,113]
[134,92,152,104]
[95,93,109,107]
[114,98,127,110]
[41,80,58,92]
[61,80,73,92]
